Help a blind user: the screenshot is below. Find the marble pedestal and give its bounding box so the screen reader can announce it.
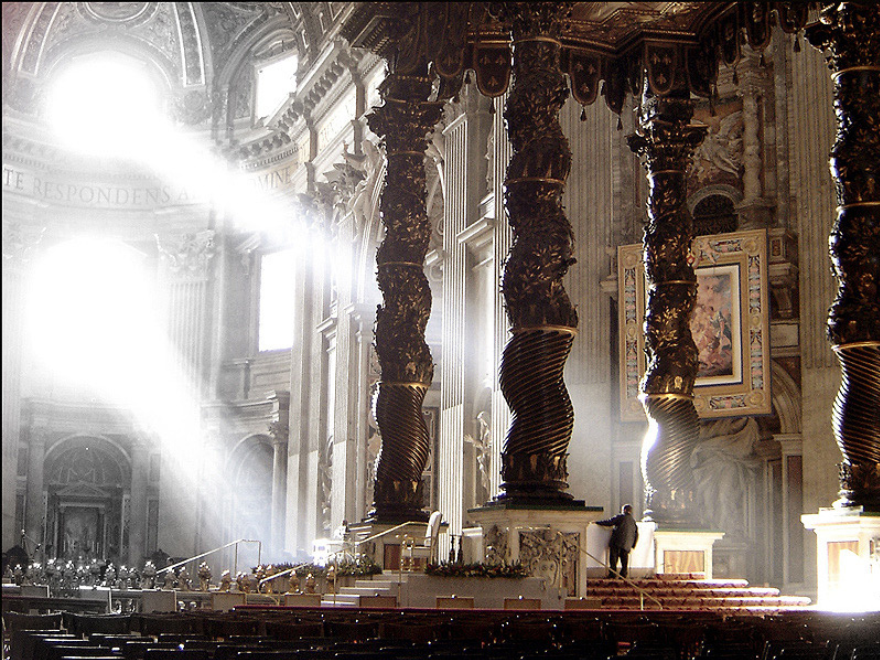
[802,506,880,610]
[652,528,725,579]
[468,503,605,598]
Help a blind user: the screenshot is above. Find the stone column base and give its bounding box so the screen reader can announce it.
[652,528,725,579]
[802,506,880,610]
[468,502,604,598]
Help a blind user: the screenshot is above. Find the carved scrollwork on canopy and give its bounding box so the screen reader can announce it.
[343,2,811,122]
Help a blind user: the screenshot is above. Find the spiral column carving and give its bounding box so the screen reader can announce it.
[365,73,444,523]
[806,3,880,511]
[628,84,706,524]
[490,3,579,504]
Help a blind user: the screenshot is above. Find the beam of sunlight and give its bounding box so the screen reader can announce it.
[46,53,162,158]
[40,51,317,557]
[46,51,307,238]
[27,239,209,469]
[821,549,880,612]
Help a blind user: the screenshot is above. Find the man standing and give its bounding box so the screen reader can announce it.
[596,504,639,579]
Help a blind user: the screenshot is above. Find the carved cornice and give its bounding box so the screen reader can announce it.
[227,129,294,162]
[268,43,368,138]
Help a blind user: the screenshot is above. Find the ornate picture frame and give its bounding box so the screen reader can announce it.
[618,229,771,421]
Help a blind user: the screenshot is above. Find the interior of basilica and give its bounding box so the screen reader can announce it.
[2,1,879,612]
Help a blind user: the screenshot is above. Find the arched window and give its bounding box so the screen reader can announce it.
[255,52,298,120]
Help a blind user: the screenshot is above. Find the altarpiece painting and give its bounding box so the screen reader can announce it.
[619,229,771,421]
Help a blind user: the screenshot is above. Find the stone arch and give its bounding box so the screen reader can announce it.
[688,184,743,237]
[771,360,802,435]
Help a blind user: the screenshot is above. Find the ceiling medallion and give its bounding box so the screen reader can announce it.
[81,2,156,24]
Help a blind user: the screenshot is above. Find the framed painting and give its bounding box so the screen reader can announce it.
[618,229,771,421]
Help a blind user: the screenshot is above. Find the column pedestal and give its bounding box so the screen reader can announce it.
[468,503,604,598]
[801,507,880,610]
[652,528,725,579]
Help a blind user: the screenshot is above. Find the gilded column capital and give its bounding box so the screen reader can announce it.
[488,2,573,40]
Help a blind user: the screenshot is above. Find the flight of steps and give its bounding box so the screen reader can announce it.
[320,571,408,608]
[586,574,812,612]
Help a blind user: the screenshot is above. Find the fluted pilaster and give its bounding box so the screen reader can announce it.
[365,72,444,523]
[2,223,42,550]
[628,83,706,524]
[155,230,215,393]
[806,2,880,511]
[128,442,149,565]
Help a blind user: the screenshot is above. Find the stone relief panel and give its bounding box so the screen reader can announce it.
[690,100,745,194]
[483,524,508,565]
[519,529,579,595]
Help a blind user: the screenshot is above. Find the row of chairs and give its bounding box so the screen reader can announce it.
[5,608,879,660]
[15,629,880,660]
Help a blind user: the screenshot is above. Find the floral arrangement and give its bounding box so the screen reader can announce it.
[253,556,382,579]
[425,561,528,578]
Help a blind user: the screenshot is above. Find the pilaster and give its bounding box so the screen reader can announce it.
[1,222,43,551]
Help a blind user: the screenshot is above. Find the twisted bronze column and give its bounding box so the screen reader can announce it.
[365,73,444,523]
[628,83,706,524]
[806,3,880,511]
[492,3,579,504]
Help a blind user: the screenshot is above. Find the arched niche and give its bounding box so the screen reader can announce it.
[225,434,273,568]
[43,434,132,562]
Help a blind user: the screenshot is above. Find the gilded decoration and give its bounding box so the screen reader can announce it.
[806,1,880,510]
[628,83,706,524]
[365,72,443,522]
[619,229,772,421]
[489,3,578,503]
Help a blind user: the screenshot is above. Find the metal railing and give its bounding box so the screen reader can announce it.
[577,544,663,610]
[156,538,261,580]
[333,521,433,608]
[333,521,431,564]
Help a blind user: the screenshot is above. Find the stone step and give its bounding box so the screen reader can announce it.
[593,594,812,611]
[336,586,396,598]
[588,586,781,598]
[590,578,751,588]
[353,579,397,590]
[319,594,358,608]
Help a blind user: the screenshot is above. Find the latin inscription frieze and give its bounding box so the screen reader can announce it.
[3,163,202,208]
